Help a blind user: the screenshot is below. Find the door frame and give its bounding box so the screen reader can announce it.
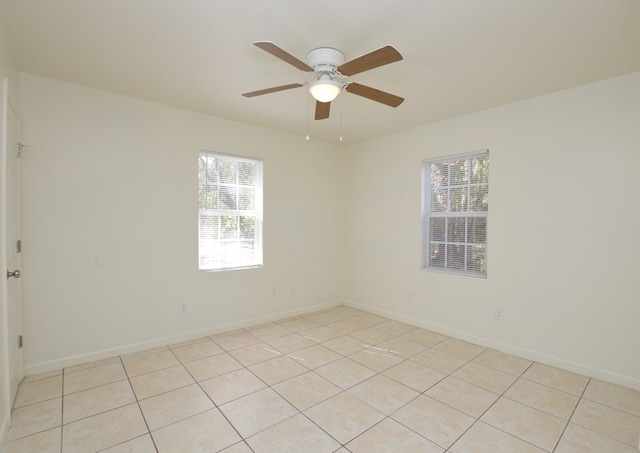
[1,76,23,439]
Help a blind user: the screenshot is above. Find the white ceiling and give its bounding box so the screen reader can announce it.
[1,0,639,144]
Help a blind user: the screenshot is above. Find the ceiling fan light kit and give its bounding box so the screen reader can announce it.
[308,77,342,103]
[242,41,404,125]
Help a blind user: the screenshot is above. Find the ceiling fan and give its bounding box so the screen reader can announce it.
[242,41,404,120]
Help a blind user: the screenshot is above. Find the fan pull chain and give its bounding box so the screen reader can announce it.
[339,95,343,142]
[305,92,310,141]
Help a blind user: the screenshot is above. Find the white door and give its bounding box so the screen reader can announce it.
[1,77,23,409]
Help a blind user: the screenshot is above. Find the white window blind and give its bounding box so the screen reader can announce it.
[422,151,489,277]
[198,151,263,271]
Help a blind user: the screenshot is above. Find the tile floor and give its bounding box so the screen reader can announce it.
[4,306,640,452]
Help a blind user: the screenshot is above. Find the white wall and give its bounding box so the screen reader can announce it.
[20,73,346,373]
[18,71,640,391]
[344,71,640,390]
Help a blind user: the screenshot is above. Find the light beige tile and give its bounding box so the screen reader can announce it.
[349,347,404,372]
[299,325,344,343]
[64,356,121,374]
[248,323,292,341]
[121,346,168,359]
[327,318,370,334]
[433,338,485,360]
[170,336,212,348]
[452,362,518,394]
[570,398,640,447]
[411,348,468,374]
[287,344,341,369]
[63,379,135,424]
[183,351,243,382]
[63,361,127,394]
[522,363,589,396]
[139,384,214,431]
[383,360,447,392]
[8,398,61,440]
[315,357,377,390]
[347,418,443,453]
[277,317,321,332]
[398,328,447,347]
[219,388,297,438]
[374,320,416,336]
[473,349,533,376]
[13,374,62,408]
[101,434,157,452]
[272,371,341,411]
[505,378,579,419]
[267,332,316,354]
[210,330,261,350]
[151,409,241,452]
[200,368,266,405]
[322,335,372,356]
[329,306,365,318]
[348,374,420,415]
[583,379,640,417]
[555,423,640,453]
[450,421,546,453]
[4,427,61,453]
[228,342,282,366]
[351,313,387,327]
[62,404,147,453]
[121,350,180,377]
[376,337,428,358]
[248,355,308,385]
[129,364,194,400]
[481,397,566,451]
[220,442,253,453]
[246,413,341,452]
[304,392,385,444]
[22,369,62,383]
[247,321,281,330]
[305,311,345,325]
[426,377,499,418]
[391,395,475,449]
[170,339,224,363]
[349,326,397,345]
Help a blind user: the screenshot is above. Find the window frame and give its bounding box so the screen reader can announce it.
[198,150,263,272]
[421,150,489,277]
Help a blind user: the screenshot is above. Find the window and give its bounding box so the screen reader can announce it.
[422,151,489,277]
[198,151,263,271]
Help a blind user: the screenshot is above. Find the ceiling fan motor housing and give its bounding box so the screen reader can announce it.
[306,47,346,74]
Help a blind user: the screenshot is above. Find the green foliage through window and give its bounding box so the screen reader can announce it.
[422,151,489,276]
[198,152,263,271]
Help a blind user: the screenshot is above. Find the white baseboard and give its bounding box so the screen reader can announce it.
[23,300,344,377]
[24,299,640,392]
[343,300,640,392]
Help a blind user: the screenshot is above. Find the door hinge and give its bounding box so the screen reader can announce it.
[16,143,28,157]
[16,239,22,253]
[18,335,23,348]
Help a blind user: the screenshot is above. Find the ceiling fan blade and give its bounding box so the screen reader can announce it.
[345,82,404,107]
[315,101,331,120]
[337,45,403,76]
[253,41,313,72]
[242,83,304,97]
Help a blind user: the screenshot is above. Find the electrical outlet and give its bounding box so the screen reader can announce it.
[271,288,277,297]
[179,303,188,314]
[408,291,414,301]
[494,307,504,321]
